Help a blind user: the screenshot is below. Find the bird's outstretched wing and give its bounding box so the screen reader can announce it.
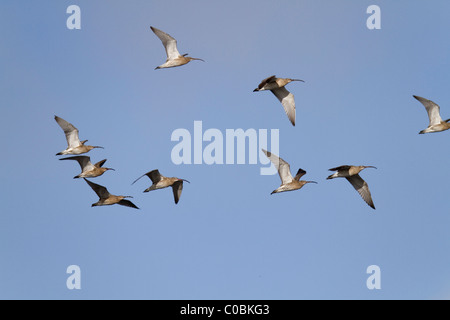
[172,181,184,204]
[94,159,107,168]
[294,168,307,181]
[271,87,296,126]
[151,26,181,60]
[60,156,94,172]
[55,116,81,148]
[414,95,443,126]
[262,149,293,185]
[84,179,110,200]
[119,199,140,209]
[132,169,162,185]
[346,174,375,210]
[329,165,351,172]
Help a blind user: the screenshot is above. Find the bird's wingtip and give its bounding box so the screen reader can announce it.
[413,95,426,101]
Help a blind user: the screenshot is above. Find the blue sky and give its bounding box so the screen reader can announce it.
[1,0,450,300]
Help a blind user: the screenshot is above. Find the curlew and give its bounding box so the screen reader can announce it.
[413,95,450,134]
[132,169,190,204]
[84,179,139,209]
[55,116,103,156]
[254,75,304,126]
[150,26,204,69]
[60,156,114,179]
[262,149,317,194]
[327,165,377,210]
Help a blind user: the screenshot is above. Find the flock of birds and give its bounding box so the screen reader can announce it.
[55,26,450,211]
[55,114,190,209]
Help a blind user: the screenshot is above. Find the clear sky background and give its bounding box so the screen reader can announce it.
[1,0,450,300]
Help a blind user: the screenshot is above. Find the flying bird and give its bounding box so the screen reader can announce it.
[84,179,139,209]
[254,76,304,126]
[60,156,115,179]
[327,165,377,210]
[262,149,317,194]
[150,26,204,69]
[132,169,190,204]
[54,116,103,156]
[413,95,450,134]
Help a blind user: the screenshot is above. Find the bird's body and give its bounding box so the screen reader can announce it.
[254,76,304,126]
[262,149,317,194]
[271,180,312,194]
[55,116,103,156]
[156,56,198,69]
[327,165,376,210]
[84,179,139,209]
[132,169,190,204]
[413,95,450,134]
[150,26,204,69]
[255,76,301,92]
[60,156,114,179]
